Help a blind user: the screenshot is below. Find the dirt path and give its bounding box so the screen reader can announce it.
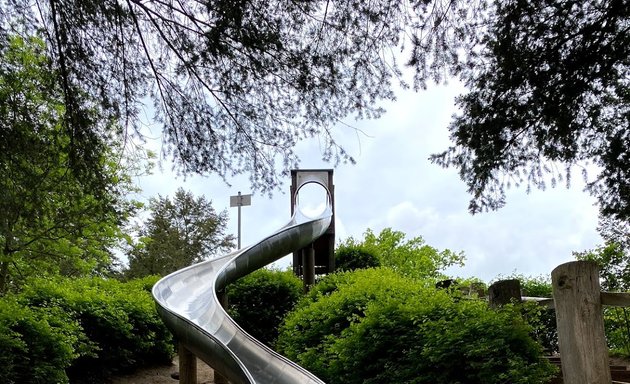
[109,356,215,384]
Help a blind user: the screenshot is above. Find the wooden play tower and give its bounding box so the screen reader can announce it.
[290,169,335,288]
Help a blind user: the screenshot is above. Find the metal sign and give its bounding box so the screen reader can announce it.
[230,193,251,207]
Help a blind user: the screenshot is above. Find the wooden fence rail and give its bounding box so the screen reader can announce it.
[492,260,630,384]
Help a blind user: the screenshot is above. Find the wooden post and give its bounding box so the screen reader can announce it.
[488,279,521,308]
[215,290,230,384]
[552,261,611,384]
[302,246,315,292]
[178,343,197,384]
[435,279,455,290]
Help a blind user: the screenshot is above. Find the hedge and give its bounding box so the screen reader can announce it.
[227,268,303,347]
[277,268,557,384]
[0,276,174,383]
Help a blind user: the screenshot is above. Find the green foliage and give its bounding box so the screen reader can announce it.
[598,216,630,252]
[575,242,630,292]
[16,276,174,382]
[3,0,626,222]
[338,228,465,280]
[518,275,553,298]
[277,268,555,383]
[575,243,630,356]
[227,268,303,347]
[0,34,140,293]
[126,188,235,278]
[520,276,557,354]
[603,307,630,357]
[3,0,483,193]
[334,243,380,272]
[333,300,555,384]
[492,274,558,354]
[0,297,79,383]
[431,0,630,221]
[277,268,422,367]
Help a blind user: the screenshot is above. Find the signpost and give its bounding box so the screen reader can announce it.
[230,191,252,249]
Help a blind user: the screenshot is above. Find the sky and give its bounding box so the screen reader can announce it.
[133,81,603,283]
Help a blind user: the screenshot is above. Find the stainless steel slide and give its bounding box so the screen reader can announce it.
[152,205,331,384]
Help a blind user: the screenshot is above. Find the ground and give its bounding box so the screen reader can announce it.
[109,355,216,384]
[108,355,630,384]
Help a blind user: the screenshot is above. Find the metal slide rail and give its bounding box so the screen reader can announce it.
[152,206,331,384]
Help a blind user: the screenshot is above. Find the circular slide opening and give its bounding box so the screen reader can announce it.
[296,182,328,218]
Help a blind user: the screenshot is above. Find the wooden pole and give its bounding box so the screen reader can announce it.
[302,246,315,292]
[488,279,521,308]
[214,290,230,384]
[551,261,611,384]
[178,343,197,384]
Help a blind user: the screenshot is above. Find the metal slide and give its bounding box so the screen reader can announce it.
[152,204,331,384]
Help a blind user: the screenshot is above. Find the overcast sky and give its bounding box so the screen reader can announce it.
[134,81,603,283]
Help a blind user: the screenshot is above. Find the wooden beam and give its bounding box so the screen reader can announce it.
[601,292,630,307]
[522,296,555,309]
[302,246,315,292]
[521,292,630,310]
[178,343,197,384]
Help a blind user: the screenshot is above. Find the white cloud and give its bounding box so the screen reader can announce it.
[134,82,603,283]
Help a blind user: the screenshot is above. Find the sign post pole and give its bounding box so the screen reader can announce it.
[230,191,252,249]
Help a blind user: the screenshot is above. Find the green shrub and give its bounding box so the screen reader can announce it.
[277,268,556,384]
[0,296,78,383]
[276,268,424,370]
[519,276,558,354]
[334,244,380,272]
[604,307,630,356]
[227,268,303,347]
[18,276,173,382]
[497,274,558,354]
[575,243,630,356]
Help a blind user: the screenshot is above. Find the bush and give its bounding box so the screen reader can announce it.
[277,268,556,384]
[496,274,558,354]
[17,276,173,382]
[276,268,425,371]
[227,268,303,347]
[334,243,380,272]
[519,275,558,354]
[0,296,79,383]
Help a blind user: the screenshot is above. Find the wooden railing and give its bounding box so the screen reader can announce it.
[489,261,630,384]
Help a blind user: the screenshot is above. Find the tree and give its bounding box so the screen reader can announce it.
[5,1,626,221]
[0,35,138,293]
[598,216,630,252]
[340,228,465,280]
[2,0,479,192]
[431,0,630,221]
[126,188,235,278]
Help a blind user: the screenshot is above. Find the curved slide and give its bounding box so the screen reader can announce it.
[152,204,331,384]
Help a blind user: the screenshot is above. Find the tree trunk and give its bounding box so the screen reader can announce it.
[0,261,9,295]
